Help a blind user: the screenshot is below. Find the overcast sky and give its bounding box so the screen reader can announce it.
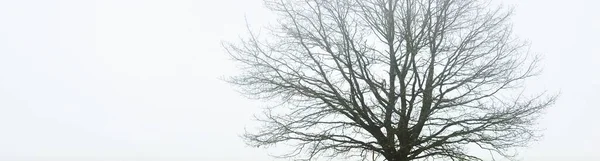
[0,0,598,161]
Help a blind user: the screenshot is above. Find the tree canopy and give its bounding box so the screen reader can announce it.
[224,0,556,160]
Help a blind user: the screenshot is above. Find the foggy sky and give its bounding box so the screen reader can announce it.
[0,0,598,160]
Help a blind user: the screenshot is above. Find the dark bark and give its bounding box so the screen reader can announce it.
[224,0,556,160]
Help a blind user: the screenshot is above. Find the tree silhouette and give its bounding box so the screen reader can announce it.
[224,0,556,160]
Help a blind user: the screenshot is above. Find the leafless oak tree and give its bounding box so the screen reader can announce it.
[224,0,556,161]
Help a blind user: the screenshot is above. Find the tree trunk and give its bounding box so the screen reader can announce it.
[386,154,410,161]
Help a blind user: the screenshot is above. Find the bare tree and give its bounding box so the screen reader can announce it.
[224,0,556,161]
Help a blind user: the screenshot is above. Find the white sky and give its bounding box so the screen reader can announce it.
[0,0,598,161]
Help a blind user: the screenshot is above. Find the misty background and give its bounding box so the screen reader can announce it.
[0,0,598,160]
